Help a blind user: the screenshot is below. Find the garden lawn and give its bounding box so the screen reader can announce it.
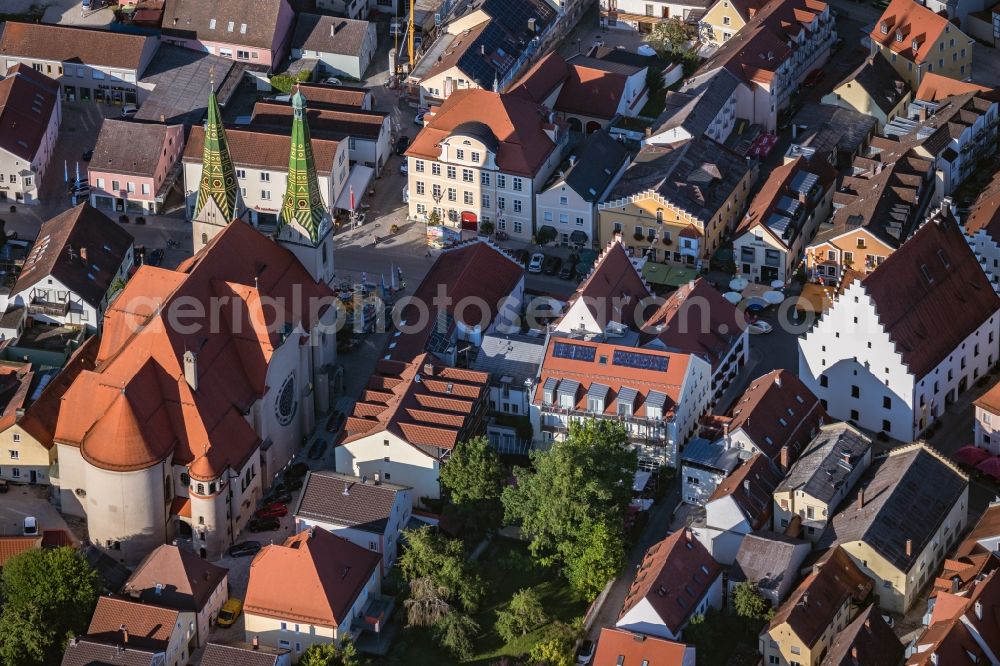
[386,537,588,665]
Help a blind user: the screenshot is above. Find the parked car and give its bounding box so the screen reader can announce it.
[395,135,411,155]
[558,262,576,280]
[263,489,293,505]
[326,411,346,432]
[81,148,94,161]
[23,516,38,536]
[255,502,288,519]
[400,161,408,175]
[528,252,545,273]
[323,77,342,86]
[802,69,825,87]
[513,248,531,266]
[285,462,309,480]
[748,320,773,334]
[248,517,280,533]
[147,248,164,266]
[120,104,138,118]
[0,479,8,494]
[227,541,262,558]
[542,255,562,275]
[216,598,243,627]
[576,640,595,664]
[414,112,426,125]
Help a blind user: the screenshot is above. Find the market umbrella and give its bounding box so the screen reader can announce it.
[770,279,784,289]
[723,291,742,305]
[976,456,1000,479]
[954,445,991,466]
[763,290,784,305]
[569,230,588,244]
[729,276,748,291]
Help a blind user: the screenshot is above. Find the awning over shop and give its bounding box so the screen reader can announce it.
[796,283,835,313]
[334,165,375,211]
[570,230,588,244]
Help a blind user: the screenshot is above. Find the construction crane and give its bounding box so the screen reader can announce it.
[408,0,415,68]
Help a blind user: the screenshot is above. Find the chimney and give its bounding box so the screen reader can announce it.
[252,636,260,650]
[951,577,960,593]
[918,106,928,121]
[780,446,790,471]
[684,528,692,542]
[374,471,381,485]
[863,618,870,630]
[851,646,858,660]
[80,246,88,262]
[423,362,434,376]
[857,487,865,510]
[743,480,751,493]
[159,113,165,123]
[120,624,129,648]
[645,127,652,138]
[569,154,577,167]
[183,350,198,391]
[905,539,912,557]
[975,600,983,620]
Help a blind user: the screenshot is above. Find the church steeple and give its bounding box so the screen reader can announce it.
[277,87,330,246]
[191,88,244,253]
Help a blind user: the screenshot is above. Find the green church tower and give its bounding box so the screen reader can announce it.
[191,88,244,253]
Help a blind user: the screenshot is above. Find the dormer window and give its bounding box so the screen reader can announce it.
[895,30,904,42]
[912,40,919,52]
[880,21,888,34]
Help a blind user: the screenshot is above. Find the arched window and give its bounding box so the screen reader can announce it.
[656,209,664,224]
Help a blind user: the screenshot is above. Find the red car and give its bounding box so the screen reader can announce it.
[255,502,287,519]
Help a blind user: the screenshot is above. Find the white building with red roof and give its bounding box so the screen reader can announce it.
[335,354,489,508]
[0,64,61,205]
[53,221,339,563]
[800,210,1000,441]
[616,528,723,640]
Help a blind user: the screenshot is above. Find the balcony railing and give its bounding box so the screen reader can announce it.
[28,298,70,317]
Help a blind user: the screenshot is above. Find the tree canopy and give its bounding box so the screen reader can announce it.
[646,17,692,55]
[398,526,484,612]
[732,581,773,621]
[495,587,547,642]
[439,436,505,534]
[0,547,101,666]
[502,420,637,598]
[298,638,359,666]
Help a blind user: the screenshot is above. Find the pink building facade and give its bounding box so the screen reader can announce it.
[88,122,185,213]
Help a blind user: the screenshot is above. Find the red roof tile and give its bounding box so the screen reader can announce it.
[0,64,59,161]
[620,529,722,635]
[708,453,782,529]
[558,241,651,333]
[593,627,691,665]
[0,536,41,566]
[244,528,380,627]
[907,568,1000,665]
[87,597,180,651]
[915,73,993,102]
[872,0,955,65]
[726,370,826,462]
[862,210,1000,378]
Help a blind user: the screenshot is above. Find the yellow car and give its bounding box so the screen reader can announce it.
[217,598,243,627]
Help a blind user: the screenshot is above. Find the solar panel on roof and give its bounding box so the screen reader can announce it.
[789,170,819,195]
[553,341,597,362]
[612,349,668,371]
[765,213,792,235]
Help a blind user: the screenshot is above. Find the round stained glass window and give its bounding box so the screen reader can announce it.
[275,374,297,426]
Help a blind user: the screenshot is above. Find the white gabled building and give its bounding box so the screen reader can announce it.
[964,171,1000,294]
[800,208,1000,441]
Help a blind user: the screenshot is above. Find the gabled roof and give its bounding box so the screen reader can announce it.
[201,642,290,666]
[557,241,650,333]
[820,604,904,666]
[294,470,410,534]
[768,547,873,648]
[18,337,98,450]
[620,529,722,635]
[731,530,809,593]
[244,528,380,627]
[54,221,334,480]
[545,130,631,203]
[87,597,180,651]
[387,240,524,362]
[915,72,993,102]
[964,168,1000,243]
[251,100,386,141]
[162,0,291,50]
[341,354,488,457]
[818,443,968,573]
[13,203,133,310]
[122,544,228,613]
[0,64,59,162]
[860,208,1000,378]
[776,422,871,505]
[593,628,691,665]
[294,82,370,109]
[954,502,1000,558]
[652,67,742,140]
[640,277,746,368]
[62,638,162,666]
[906,568,1000,665]
[183,124,340,174]
[708,453,782,530]
[92,119,180,177]
[291,14,371,57]
[871,0,956,65]
[725,370,826,462]
[406,89,561,177]
[832,53,910,116]
[0,22,153,71]
[0,535,42,566]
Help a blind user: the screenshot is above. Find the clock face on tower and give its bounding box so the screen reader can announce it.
[275,374,298,426]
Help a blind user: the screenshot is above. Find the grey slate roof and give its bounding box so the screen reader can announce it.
[790,102,878,156]
[472,332,546,384]
[292,13,371,57]
[730,530,809,591]
[680,437,741,474]
[293,470,410,534]
[92,120,176,177]
[818,444,968,572]
[819,605,904,666]
[776,423,871,505]
[136,44,233,126]
[546,131,631,203]
[200,642,290,666]
[162,0,289,50]
[61,639,161,666]
[653,68,742,139]
[610,135,752,222]
[834,53,909,116]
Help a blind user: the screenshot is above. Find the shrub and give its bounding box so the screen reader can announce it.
[270,69,313,93]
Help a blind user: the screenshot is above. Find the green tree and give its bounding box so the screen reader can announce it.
[502,421,636,598]
[270,69,312,93]
[404,577,453,627]
[439,436,505,534]
[427,210,442,226]
[432,612,479,659]
[495,587,547,641]
[298,638,359,666]
[527,620,580,666]
[398,526,484,612]
[0,547,101,666]
[646,17,692,55]
[732,581,772,621]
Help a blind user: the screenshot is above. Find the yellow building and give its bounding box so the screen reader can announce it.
[701,0,748,45]
[816,443,968,614]
[822,53,911,131]
[598,138,756,267]
[773,423,872,543]
[870,0,974,89]
[762,546,873,666]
